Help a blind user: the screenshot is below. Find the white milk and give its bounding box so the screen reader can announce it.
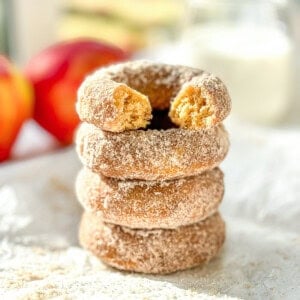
[186,24,292,124]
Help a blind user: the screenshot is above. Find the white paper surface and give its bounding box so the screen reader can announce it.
[0,121,299,299]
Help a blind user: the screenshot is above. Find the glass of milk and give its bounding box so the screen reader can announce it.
[184,0,293,125]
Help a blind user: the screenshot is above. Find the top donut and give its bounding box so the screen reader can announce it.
[77,60,231,132]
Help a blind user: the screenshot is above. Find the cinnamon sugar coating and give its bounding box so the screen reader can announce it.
[79,212,225,274]
[77,78,152,132]
[76,122,229,180]
[76,168,224,229]
[76,60,231,132]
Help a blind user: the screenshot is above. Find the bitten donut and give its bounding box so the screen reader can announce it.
[76,168,224,229]
[76,122,229,180]
[77,60,231,132]
[79,212,225,274]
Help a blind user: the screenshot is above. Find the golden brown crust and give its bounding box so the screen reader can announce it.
[76,122,230,180]
[76,168,224,229]
[77,60,231,132]
[79,212,225,274]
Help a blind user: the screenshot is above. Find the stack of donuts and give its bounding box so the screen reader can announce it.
[75,60,231,274]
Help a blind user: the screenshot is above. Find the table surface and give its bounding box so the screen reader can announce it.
[1,120,299,299]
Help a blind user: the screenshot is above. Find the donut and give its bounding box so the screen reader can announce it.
[76,60,231,132]
[76,167,224,229]
[76,122,229,180]
[79,212,225,274]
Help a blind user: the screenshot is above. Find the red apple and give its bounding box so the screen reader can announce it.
[0,56,33,162]
[25,39,129,144]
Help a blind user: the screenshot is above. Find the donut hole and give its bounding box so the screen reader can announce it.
[114,85,152,130]
[146,109,178,130]
[170,86,214,128]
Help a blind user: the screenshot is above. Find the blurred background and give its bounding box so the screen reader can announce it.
[2,2,300,296]
[0,0,300,163]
